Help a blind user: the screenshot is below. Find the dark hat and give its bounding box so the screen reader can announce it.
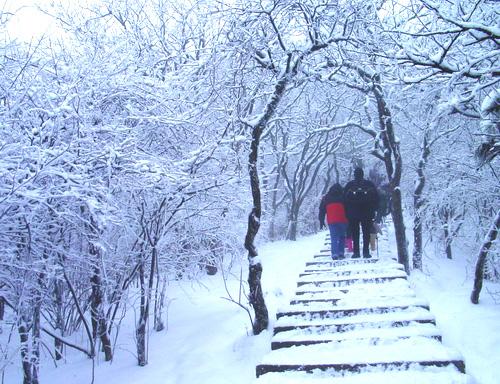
[329,183,343,194]
[354,167,364,180]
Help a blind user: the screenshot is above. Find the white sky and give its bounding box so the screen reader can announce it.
[2,0,72,41]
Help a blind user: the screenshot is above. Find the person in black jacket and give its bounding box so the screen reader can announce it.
[344,167,379,258]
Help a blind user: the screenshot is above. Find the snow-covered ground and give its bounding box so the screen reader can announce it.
[410,251,500,384]
[2,226,499,384]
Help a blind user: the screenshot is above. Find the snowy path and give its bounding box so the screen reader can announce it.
[254,226,469,383]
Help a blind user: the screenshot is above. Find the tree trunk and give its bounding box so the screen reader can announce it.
[31,303,41,384]
[136,260,147,366]
[136,243,157,366]
[391,189,410,272]
[243,42,314,332]
[371,73,410,273]
[286,205,299,241]
[19,319,33,384]
[244,76,290,335]
[471,208,500,304]
[413,131,430,270]
[19,313,39,384]
[444,226,453,260]
[54,279,64,360]
[0,297,4,321]
[154,274,166,332]
[89,244,113,362]
[413,209,423,270]
[85,211,112,362]
[245,137,269,334]
[440,207,464,260]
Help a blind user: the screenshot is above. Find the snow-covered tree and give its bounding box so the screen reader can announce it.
[389,0,500,300]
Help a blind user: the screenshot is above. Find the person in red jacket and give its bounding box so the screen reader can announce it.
[319,183,348,260]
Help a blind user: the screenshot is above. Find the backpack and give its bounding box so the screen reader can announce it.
[346,184,376,204]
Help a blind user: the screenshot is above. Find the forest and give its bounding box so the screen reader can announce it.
[0,0,499,383]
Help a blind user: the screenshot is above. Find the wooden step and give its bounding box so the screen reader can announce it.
[313,253,376,259]
[300,264,404,277]
[290,297,342,305]
[254,368,468,384]
[305,259,401,269]
[276,303,430,320]
[258,338,465,376]
[307,259,379,266]
[271,322,442,350]
[303,262,403,272]
[279,296,429,313]
[273,317,436,335]
[256,360,466,377]
[271,333,443,349]
[290,291,417,304]
[296,272,407,288]
[295,279,411,296]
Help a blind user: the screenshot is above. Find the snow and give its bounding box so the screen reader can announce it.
[277,296,429,312]
[273,306,435,328]
[481,90,500,115]
[296,269,408,284]
[260,338,463,365]
[271,322,441,343]
[254,367,469,384]
[2,227,500,384]
[410,254,500,384]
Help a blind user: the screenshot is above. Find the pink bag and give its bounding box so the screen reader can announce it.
[346,238,353,252]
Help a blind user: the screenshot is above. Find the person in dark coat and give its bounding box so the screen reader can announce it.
[319,183,349,260]
[375,184,392,224]
[344,167,379,258]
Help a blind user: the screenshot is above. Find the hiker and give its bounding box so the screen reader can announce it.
[375,184,392,224]
[344,167,379,258]
[319,183,348,260]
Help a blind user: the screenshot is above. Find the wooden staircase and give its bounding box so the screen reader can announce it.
[254,229,468,383]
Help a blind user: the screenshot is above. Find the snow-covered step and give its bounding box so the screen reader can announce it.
[318,248,389,257]
[254,366,468,384]
[302,262,403,275]
[289,295,423,309]
[290,292,415,305]
[296,270,408,288]
[275,304,429,321]
[256,337,465,376]
[312,257,396,265]
[300,265,404,278]
[308,259,401,269]
[306,258,381,266]
[280,296,429,312]
[304,260,403,270]
[271,322,442,349]
[276,298,430,320]
[295,276,411,293]
[291,285,416,303]
[294,278,410,296]
[313,252,379,259]
[273,306,436,334]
